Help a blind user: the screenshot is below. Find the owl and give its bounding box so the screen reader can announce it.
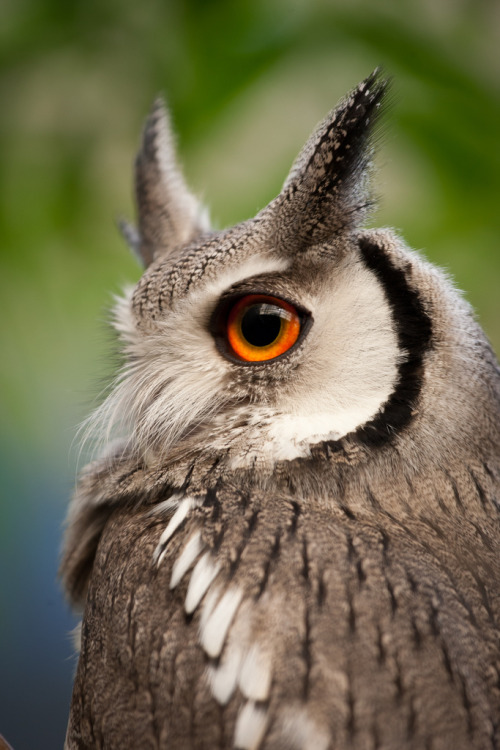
[61,71,500,750]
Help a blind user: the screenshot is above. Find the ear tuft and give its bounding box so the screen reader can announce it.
[274,69,389,249]
[133,97,210,267]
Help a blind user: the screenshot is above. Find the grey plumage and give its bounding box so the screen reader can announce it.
[62,71,500,749]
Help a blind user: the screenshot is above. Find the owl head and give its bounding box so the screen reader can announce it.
[86,70,499,486]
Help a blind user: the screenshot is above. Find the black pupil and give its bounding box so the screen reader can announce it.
[240,304,283,347]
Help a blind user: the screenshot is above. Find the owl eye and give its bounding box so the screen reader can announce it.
[226,294,302,362]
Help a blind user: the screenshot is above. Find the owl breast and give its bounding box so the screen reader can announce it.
[67,458,500,750]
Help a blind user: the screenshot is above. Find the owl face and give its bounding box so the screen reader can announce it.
[89,71,493,479]
[111,222,405,468]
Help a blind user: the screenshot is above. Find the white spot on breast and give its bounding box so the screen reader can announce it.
[169,530,204,589]
[154,495,200,566]
[200,586,244,658]
[234,701,269,750]
[208,644,244,705]
[199,584,222,630]
[185,552,220,614]
[239,643,272,702]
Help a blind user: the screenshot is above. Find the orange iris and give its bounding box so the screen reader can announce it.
[226,294,301,362]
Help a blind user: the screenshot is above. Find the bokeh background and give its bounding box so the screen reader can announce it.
[1,0,499,747]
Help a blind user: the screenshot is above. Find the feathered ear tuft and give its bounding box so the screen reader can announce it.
[132,97,210,267]
[273,69,389,250]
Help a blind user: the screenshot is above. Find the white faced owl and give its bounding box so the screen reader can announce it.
[62,71,500,750]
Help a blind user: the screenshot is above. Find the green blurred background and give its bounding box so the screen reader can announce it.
[1,0,499,747]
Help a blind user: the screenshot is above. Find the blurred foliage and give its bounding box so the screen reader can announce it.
[1,0,499,747]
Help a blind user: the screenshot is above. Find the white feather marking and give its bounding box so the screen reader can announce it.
[185,552,220,614]
[208,645,244,705]
[200,586,244,658]
[154,496,200,566]
[239,643,272,702]
[170,530,204,589]
[147,494,181,517]
[234,701,269,750]
[199,584,222,630]
[280,708,330,750]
